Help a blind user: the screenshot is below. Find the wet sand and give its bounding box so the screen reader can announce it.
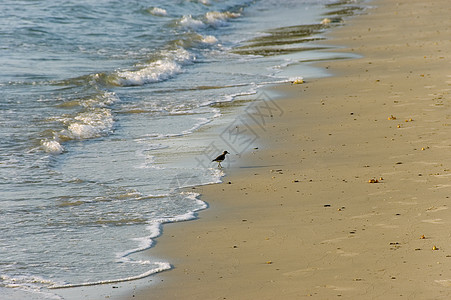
[122,0,451,299]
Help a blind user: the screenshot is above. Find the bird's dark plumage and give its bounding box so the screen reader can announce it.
[212,151,229,168]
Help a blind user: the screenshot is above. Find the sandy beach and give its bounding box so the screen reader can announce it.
[118,0,451,299]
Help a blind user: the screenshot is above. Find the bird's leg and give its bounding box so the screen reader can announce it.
[218,162,222,168]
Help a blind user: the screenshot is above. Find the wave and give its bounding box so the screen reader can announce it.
[189,0,211,5]
[178,15,206,30]
[168,32,219,50]
[177,10,241,31]
[147,7,168,17]
[49,262,171,289]
[3,193,209,292]
[202,35,218,44]
[61,93,118,141]
[39,91,119,154]
[204,11,241,27]
[41,139,65,154]
[115,60,181,86]
[112,48,195,87]
[0,274,63,299]
[50,192,207,290]
[66,108,114,139]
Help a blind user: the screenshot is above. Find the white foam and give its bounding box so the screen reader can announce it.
[176,11,240,31]
[81,91,120,108]
[201,35,218,44]
[38,91,119,153]
[99,91,120,106]
[182,117,213,135]
[114,48,194,86]
[0,274,63,299]
[49,262,171,289]
[117,192,206,254]
[41,139,64,154]
[141,194,206,246]
[50,193,208,289]
[193,0,210,5]
[138,114,218,140]
[201,87,258,107]
[1,274,57,288]
[67,109,114,139]
[204,11,240,27]
[116,60,181,86]
[210,167,225,183]
[149,7,167,16]
[178,15,206,30]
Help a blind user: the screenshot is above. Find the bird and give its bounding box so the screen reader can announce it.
[212,151,229,168]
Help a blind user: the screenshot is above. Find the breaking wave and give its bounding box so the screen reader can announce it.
[177,10,241,30]
[39,91,120,154]
[112,48,195,87]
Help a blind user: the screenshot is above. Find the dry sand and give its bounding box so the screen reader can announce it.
[121,0,451,299]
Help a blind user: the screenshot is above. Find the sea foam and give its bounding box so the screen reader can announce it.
[49,262,171,289]
[114,48,194,86]
[149,7,167,16]
[204,11,240,27]
[115,60,181,86]
[52,193,206,289]
[67,109,114,139]
[41,139,64,154]
[39,91,120,156]
[178,15,206,30]
[178,11,240,30]
[201,35,218,44]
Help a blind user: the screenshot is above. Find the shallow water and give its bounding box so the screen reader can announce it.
[0,0,364,298]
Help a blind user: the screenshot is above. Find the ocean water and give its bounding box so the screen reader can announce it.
[0,0,364,299]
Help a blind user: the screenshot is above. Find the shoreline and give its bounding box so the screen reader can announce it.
[115,0,451,298]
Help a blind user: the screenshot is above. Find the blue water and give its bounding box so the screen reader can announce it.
[0,0,364,298]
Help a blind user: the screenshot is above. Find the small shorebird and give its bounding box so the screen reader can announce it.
[212,151,229,168]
